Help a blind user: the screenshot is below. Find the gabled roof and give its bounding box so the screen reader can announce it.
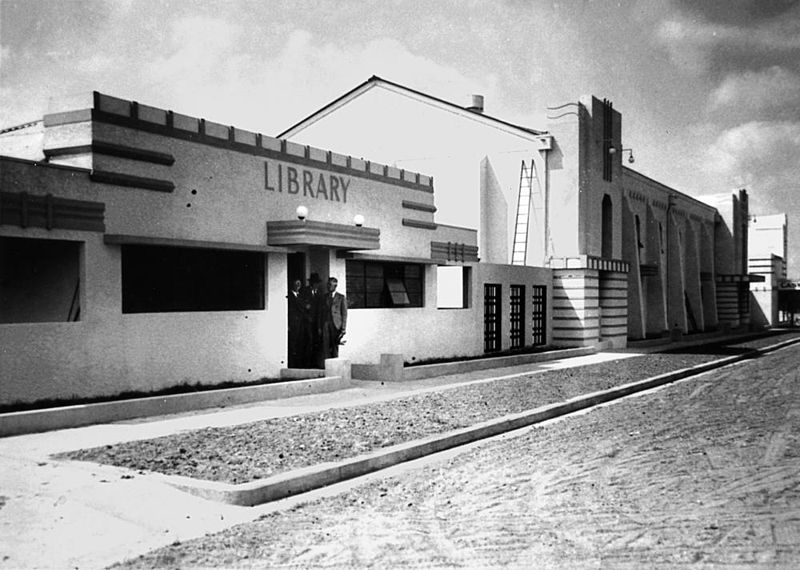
[278,75,545,140]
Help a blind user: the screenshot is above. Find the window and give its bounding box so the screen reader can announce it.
[635,215,643,252]
[346,260,424,308]
[510,285,525,348]
[484,283,501,353]
[121,245,265,313]
[1,237,81,323]
[531,285,547,346]
[601,194,613,259]
[436,265,471,309]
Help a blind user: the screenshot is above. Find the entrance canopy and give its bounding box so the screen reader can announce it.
[267,220,380,250]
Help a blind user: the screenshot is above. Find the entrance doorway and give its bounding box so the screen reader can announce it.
[287,252,307,369]
[287,252,306,289]
[286,250,332,369]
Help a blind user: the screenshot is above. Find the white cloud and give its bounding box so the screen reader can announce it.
[709,66,800,112]
[706,120,800,274]
[656,14,800,73]
[136,23,498,135]
[706,121,800,207]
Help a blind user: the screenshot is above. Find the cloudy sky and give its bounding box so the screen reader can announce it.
[2,0,799,273]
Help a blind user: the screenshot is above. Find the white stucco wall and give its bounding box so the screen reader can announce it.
[0,222,288,404]
[284,87,546,265]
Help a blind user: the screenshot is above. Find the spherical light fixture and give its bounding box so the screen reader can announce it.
[296,205,308,220]
[353,214,365,227]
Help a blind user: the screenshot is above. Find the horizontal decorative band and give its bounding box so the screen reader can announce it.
[430,241,479,263]
[0,191,105,232]
[599,284,628,291]
[600,332,628,338]
[553,326,600,332]
[90,170,175,192]
[639,264,659,277]
[402,218,438,230]
[402,200,437,213]
[554,285,600,292]
[44,141,175,165]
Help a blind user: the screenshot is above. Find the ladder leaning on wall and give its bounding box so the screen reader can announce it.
[511,159,537,265]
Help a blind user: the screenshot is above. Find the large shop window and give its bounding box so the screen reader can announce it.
[1,237,81,323]
[436,265,471,309]
[346,260,424,308]
[122,245,265,313]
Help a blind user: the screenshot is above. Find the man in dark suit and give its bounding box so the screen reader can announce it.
[287,278,307,368]
[300,273,323,368]
[320,276,347,361]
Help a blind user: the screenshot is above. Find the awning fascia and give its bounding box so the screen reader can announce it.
[104,234,288,253]
[337,251,438,265]
[267,220,380,250]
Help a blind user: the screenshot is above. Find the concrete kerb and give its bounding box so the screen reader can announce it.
[0,347,591,437]
[0,375,350,437]
[352,346,597,382]
[162,334,800,507]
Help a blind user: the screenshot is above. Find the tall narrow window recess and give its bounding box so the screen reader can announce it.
[602,98,614,182]
[510,285,525,349]
[1,237,82,323]
[531,285,547,346]
[601,194,613,259]
[484,283,501,353]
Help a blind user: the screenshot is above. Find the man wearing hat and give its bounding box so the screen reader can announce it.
[300,273,323,368]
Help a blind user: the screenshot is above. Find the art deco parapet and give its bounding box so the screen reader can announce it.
[42,91,435,194]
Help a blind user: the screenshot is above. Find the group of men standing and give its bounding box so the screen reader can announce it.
[287,273,348,369]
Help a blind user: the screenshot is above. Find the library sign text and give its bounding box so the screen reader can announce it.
[264,160,350,203]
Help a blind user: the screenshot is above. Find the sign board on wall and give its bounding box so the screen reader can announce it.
[264,160,351,203]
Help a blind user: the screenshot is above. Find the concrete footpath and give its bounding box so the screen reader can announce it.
[0,337,796,570]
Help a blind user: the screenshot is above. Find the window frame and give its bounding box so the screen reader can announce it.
[346,260,425,309]
[121,244,266,314]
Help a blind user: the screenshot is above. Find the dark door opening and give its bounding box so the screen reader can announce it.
[287,252,307,368]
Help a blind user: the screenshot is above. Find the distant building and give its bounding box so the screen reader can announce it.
[748,213,791,326]
[0,81,782,406]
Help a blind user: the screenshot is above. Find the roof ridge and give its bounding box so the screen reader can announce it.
[278,76,545,139]
[0,119,43,135]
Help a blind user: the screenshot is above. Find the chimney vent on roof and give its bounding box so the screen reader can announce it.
[467,94,484,114]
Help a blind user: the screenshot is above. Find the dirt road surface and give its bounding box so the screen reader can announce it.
[116,342,800,569]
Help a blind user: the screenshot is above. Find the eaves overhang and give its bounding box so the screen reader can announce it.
[267,220,380,250]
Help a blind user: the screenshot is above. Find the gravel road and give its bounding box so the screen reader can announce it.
[62,332,798,485]
[112,337,800,569]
